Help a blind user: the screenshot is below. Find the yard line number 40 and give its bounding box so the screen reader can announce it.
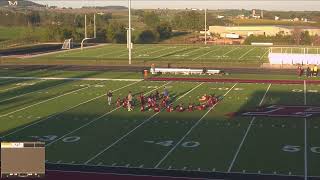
[282,145,320,153]
[30,135,80,143]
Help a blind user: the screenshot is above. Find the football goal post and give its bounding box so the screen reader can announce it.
[61,38,73,50]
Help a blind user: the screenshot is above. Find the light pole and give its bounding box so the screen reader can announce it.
[128,0,132,65]
[204,8,207,45]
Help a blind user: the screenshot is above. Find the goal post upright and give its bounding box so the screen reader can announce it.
[85,14,87,39]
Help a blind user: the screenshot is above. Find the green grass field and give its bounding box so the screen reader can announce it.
[0,69,319,179]
[24,44,270,67]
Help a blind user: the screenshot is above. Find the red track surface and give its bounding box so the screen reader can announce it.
[148,77,320,84]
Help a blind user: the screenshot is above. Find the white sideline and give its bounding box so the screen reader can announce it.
[0,79,73,104]
[46,161,318,179]
[0,83,95,118]
[227,83,271,172]
[0,76,143,82]
[155,83,237,168]
[0,81,141,139]
[0,86,20,92]
[45,81,171,147]
[84,82,204,165]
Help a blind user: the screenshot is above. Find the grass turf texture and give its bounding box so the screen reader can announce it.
[4,44,270,67]
[0,70,319,179]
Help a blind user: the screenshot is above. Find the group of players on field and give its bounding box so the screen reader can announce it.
[107,87,219,112]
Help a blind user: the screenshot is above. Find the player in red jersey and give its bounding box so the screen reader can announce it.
[116,97,121,107]
[188,103,194,112]
[166,104,174,112]
[154,104,160,112]
[176,104,185,112]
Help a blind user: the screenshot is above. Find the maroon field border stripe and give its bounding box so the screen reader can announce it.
[147,77,320,84]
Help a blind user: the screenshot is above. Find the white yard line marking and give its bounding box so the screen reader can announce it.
[84,82,204,165]
[118,45,157,57]
[96,48,127,57]
[183,47,203,55]
[133,46,162,55]
[0,83,95,118]
[0,80,76,104]
[154,47,190,59]
[46,161,319,178]
[154,83,237,168]
[0,76,142,82]
[191,47,222,61]
[141,46,173,57]
[260,48,269,60]
[227,83,271,172]
[239,47,256,60]
[0,81,141,139]
[222,47,240,57]
[304,80,308,180]
[45,82,170,147]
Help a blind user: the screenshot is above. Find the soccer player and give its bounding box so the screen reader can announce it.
[166,104,174,112]
[122,97,128,108]
[107,90,113,106]
[306,67,311,78]
[314,65,318,77]
[163,87,169,98]
[161,98,167,108]
[154,104,160,112]
[116,97,121,107]
[176,103,185,112]
[199,94,208,104]
[138,93,145,106]
[155,90,160,100]
[127,91,133,111]
[188,103,194,112]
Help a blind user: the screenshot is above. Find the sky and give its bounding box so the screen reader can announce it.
[30,0,320,11]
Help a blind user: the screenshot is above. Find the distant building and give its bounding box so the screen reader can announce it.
[251,9,262,19]
[275,16,280,21]
[217,15,225,19]
[293,18,300,22]
[208,25,320,38]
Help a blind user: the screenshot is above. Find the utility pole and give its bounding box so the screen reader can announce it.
[84,14,87,39]
[204,9,207,44]
[205,8,207,45]
[94,14,96,38]
[128,0,132,65]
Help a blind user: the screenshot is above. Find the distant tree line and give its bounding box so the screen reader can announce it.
[244,29,320,46]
